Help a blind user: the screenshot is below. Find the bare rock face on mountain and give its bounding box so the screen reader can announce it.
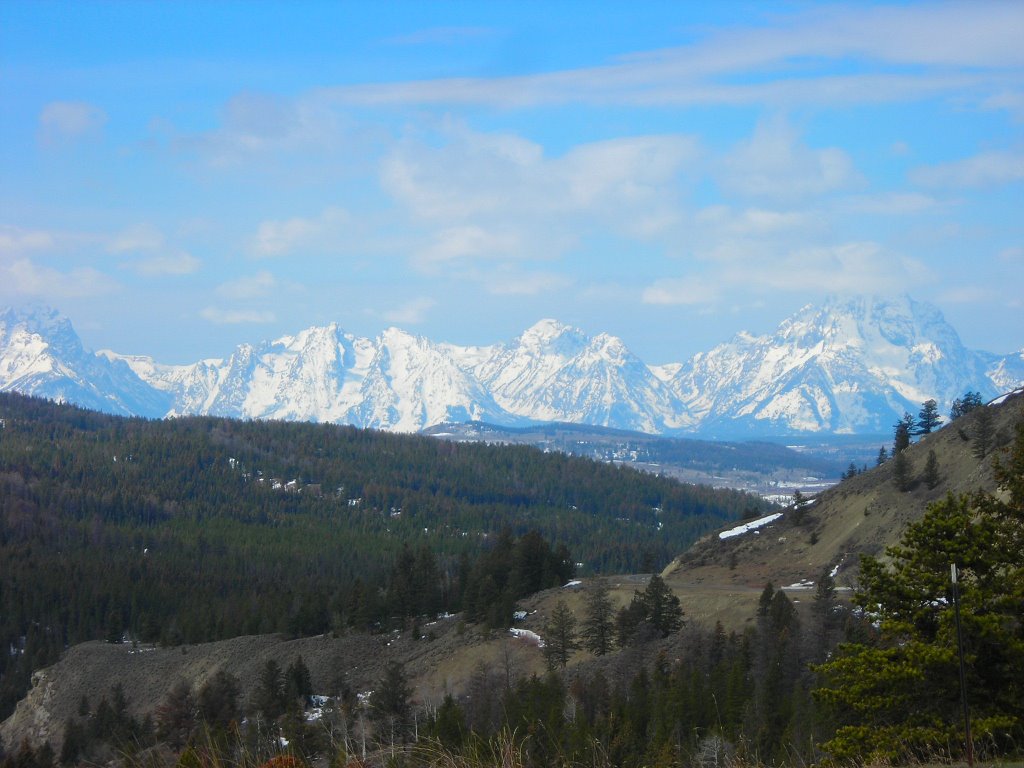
[1,297,1021,435]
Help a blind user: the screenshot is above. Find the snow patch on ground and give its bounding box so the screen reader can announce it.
[509,628,544,647]
[784,579,816,590]
[718,512,783,539]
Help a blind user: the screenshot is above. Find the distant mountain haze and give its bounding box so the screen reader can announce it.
[2,296,1021,436]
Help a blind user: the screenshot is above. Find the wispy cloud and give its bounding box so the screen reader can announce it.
[718,241,933,295]
[250,207,350,257]
[37,101,107,147]
[316,4,1023,110]
[0,257,118,299]
[414,226,521,268]
[0,225,58,253]
[108,224,164,254]
[910,150,1024,188]
[642,277,720,306]
[121,252,200,276]
[939,286,992,304]
[999,246,1024,263]
[694,206,809,235]
[175,92,346,168]
[108,224,201,276]
[382,297,436,324]
[838,192,941,215]
[200,307,275,324]
[643,241,934,308]
[718,116,860,200]
[485,270,572,296]
[216,270,277,300]
[384,125,697,272]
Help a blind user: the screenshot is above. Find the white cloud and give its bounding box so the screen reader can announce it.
[719,242,932,295]
[318,4,1023,109]
[383,128,696,223]
[106,224,201,276]
[122,252,201,276]
[200,307,275,324]
[253,217,318,257]
[216,270,277,300]
[0,225,57,254]
[695,206,808,235]
[251,207,350,257]
[0,257,118,299]
[176,92,346,168]
[485,271,572,296]
[939,286,992,304]
[382,297,436,324]
[415,226,521,268]
[838,192,940,215]
[999,246,1024,263]
[643,240,935,307]
[383,126,696,275]
[910,151,1024,188]
[108,224,165,254]
[642,277,720,306]
[981,90,1024,121]
[38,101,107,146]
[719,116,859,200]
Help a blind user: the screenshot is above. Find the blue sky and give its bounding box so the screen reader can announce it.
[1,1,1022,364]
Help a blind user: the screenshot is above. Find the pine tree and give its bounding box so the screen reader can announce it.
[639,575,684,637]
[893,413,913,454]
[286,656,313,703]
[950,391,983,420]
[892,449,911,492]
[198,670,240,730]
[876,446,888,466]
[543,600,580,670]
[758,582,775,616]
[370,661,413,742]
[252,660,286,721]
[916,399,942,434]
[429,693,465,749]
[155,680,196,749]
[581,579,615,656]
[972,406,994,459]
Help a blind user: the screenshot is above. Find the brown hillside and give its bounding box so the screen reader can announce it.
[663,390,1024,615]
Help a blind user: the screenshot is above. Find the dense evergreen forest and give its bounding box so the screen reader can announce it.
[0,393,769,720]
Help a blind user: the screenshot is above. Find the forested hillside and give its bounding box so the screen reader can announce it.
[0,393,768,719]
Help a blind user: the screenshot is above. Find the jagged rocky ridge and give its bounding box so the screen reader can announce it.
[1,297,1021,435]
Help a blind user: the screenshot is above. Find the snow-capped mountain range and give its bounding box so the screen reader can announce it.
[2,297,1021,436]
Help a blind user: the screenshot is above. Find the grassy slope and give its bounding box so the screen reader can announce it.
[662,391,1024,620]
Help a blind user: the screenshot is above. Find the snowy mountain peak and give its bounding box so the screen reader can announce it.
[517,318,586,351]
[1,297,1021,436]
[666,294,1001,435]
[0,305,170,417]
